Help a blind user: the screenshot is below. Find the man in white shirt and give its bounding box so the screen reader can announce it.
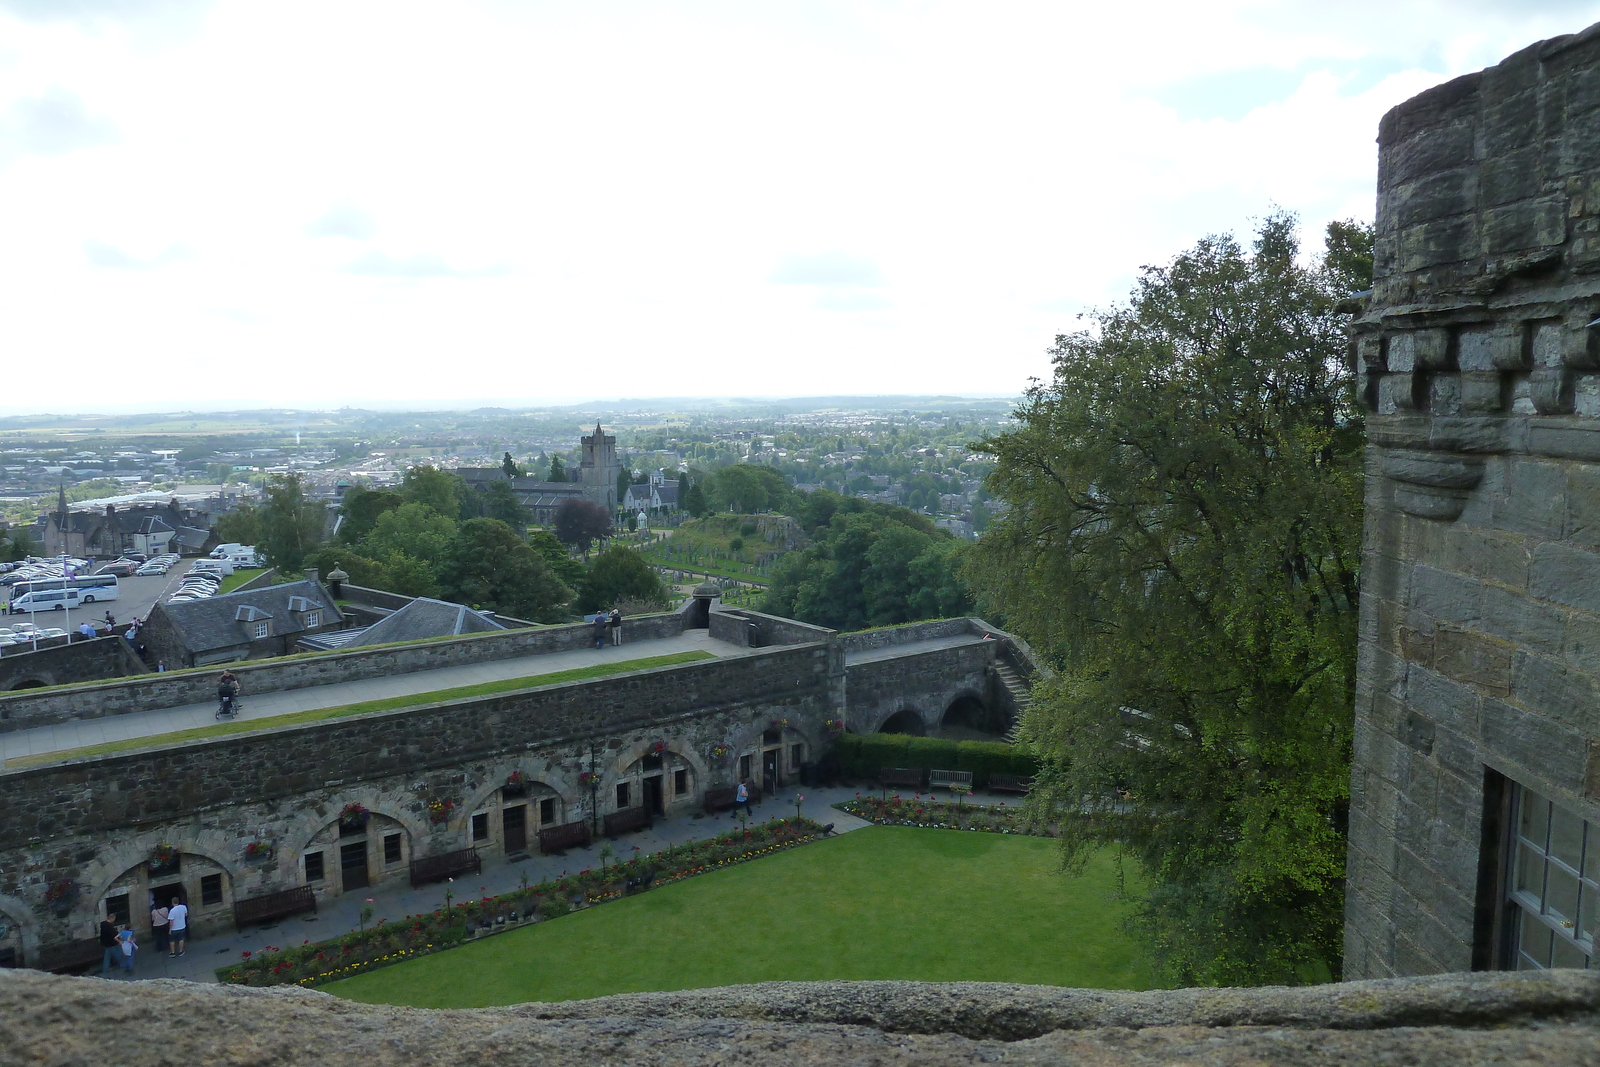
[166,897,189,957]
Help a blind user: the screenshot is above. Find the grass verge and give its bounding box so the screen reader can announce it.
[6,650,713,768]
[325,826,1155,1007]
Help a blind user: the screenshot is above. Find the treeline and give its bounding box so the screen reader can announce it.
[762,489,971,631]
[218,467,665,623]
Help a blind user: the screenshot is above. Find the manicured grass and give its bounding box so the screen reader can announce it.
[7,650,712,767]
[217,568,267,593]
[325,826,1156,1008]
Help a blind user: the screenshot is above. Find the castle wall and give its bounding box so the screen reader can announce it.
[1348,22,1600,978]
[0,635,146,693]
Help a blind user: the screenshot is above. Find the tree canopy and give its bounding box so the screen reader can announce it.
[258,473,326,574]
[574,545,666,614]
[966,214,1370,986]
[441,518,571,622]
[554,498,612,550]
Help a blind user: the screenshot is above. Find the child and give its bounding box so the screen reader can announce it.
[117,925,137,975]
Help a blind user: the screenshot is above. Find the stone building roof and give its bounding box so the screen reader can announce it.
[147,580,338,655]
[345,597,506,647]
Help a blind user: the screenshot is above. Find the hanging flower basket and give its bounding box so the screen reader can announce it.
[244,840,275,862]
[823,718,846,738]
[767,717,790,733]
[44,880,79,915]
[709,743,732,763]
[339,803,369,828]
[577,771,599,787]
[505,770,528,788]
[149,842,179,871]
[647,740,667,756]
[426,797,455,825]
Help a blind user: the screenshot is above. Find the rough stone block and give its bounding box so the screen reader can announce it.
[1409,566,1484,626]
[1530,541,1600,612]
[1494,459,1567,538]
[1478,583,1568,656]
[1406,664,1483,736]
[1387,329,1453,373]
[1399,216,1480,271]
[1436,528,1529,588]
[1479,144,1542,204]
[1456,324,1527,372]
[1385,122,1477,185]
[1481,696,1589,787]
[1562,610,1600,675]
[1511,650,1600,731]
[1395,170,1480,227]
[1433,628,1514,695]
[1483,196,1569,253]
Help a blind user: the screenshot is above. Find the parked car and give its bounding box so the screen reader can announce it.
[136,563,169,576]
[96,561,139,577]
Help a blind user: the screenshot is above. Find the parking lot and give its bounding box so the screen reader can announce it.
[1,557,197,631]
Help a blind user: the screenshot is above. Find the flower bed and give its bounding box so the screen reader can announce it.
[218,816,826,988]
[838,795,1048,835]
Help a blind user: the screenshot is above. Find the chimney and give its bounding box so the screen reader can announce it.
[304,568,319,585]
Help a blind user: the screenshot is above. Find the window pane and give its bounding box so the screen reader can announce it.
[1548,864,1580,923]
[1551,808,1585,871]
[1551,934,1589,971]
[1519,911,1552,968]
[1516,844,1547,902]
[1520,790,1550,848]
[1582,885,1598,945]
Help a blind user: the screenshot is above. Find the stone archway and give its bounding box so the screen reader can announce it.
[879,708,927,736]
[293,809,414,900]
[0,894,38,969]
[613,741,704,817]
[7,678,48,690]
[88,842,238,943]
[940,690,1005,741]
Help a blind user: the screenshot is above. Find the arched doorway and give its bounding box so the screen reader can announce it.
[299,812,411,897]
[8,679,48,690]
[618,750,697,816]
[0,908,24,969]
[941,693,1005,741]
[488,778,565,857]
[880,709,926,736]
[99,850,234,943]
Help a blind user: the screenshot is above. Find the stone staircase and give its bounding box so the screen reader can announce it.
[993,663,1032,742]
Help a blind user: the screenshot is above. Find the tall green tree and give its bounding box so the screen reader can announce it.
[528,529,585,590]
[483,481,528,529]
[364,502,457,569]
[548,454,566,482]
[574,545,666,614]
[502,451,521,479]
[258,472,326,575]
[337,487,403,544]
[441,518,571,622]
[214,504,263,547]
[401,464,466,519]
[966,214,1368,986]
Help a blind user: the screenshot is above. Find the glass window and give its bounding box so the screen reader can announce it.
[616,782,630,809]
[384,833,402,865]
[539,797,555,825]
[471,812,489,841]
[252,621,268,639]
[674,768,688,796]
[1508,784,1595,970]
[200,874,223,906]
[305,611,320,628]
[305,851,324,882]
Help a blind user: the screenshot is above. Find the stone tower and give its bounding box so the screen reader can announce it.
[1346,21,1600,979]
[581,422,621,512]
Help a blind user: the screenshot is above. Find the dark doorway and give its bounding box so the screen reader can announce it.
[644,775,665,816]
[340,841,369,892]
[503,805,527,856]
[762,748,778,795]
[151,882,184,911]
[880,709,925,735]
[941,694,1003,740]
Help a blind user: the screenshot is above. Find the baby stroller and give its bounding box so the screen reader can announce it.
[216,677,241,720]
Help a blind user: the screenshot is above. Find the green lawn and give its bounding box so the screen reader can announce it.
[217,568,267,593]
[326,826,1156,1007]
[7,650,712,768]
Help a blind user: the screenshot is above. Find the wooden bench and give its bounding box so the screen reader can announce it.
[37,937,102,975]
[988,773,1034,794]
[409,847,482,887]
[929,769,974,790]
[537,820,592,855]
[232,885,316,929]
[880,767,923,790]
[603,807,653,837]
[702,786,738,813]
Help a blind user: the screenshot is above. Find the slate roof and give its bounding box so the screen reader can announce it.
[149,579,339,654]
[174,526,213,549]
[344,597,507,647]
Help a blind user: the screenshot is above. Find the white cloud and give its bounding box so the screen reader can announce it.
[0,0,1597,409]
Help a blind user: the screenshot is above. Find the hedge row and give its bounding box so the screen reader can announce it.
[836,733,1037,786]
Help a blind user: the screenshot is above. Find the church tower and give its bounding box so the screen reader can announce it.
[580,423,621,512]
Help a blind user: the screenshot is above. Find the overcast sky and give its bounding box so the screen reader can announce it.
[1,1,1596,413]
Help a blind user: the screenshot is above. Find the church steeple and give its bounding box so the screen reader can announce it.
[56,481,67,519]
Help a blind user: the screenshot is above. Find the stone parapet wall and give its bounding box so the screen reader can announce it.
[0,635,146,692]
[836,618,975,653]
[0,611,689,732]
[1348,20,1600,979]
[844,640,995,735]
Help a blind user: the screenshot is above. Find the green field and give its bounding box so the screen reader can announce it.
[326,826,1155,1007]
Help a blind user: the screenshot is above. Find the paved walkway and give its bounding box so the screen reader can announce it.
[842,634,990,665]
[1,630,742,763]
[91,784,1013,984]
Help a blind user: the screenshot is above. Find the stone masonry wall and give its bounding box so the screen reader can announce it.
[0,610,693,732]
[0,635,146,692]
[1347,21,1600,978]
[844,640,995,735]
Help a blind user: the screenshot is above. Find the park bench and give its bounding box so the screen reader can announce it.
[37,937,102,974]
[702,786,738,813]
[928,769,974,790]
[988,773,1034,795]
[879,767,923,790]
[409,847,482,887]
[603,807,653,838]
[537,820,592,855]
[232,885,316,929]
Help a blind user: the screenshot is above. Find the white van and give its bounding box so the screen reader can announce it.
[7,588,83,614]
[224,547,262,567]
[210,543,243,559]
[191,558,235,577]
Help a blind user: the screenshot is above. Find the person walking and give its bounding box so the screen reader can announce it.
[104,610,115,628]
[98,916,120,976]
[117,925,137,975]
[167,897,188,957]
[149,899,169,957]
[733,779,750,818]
[609,607,623,646]
[592,612,609,649]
